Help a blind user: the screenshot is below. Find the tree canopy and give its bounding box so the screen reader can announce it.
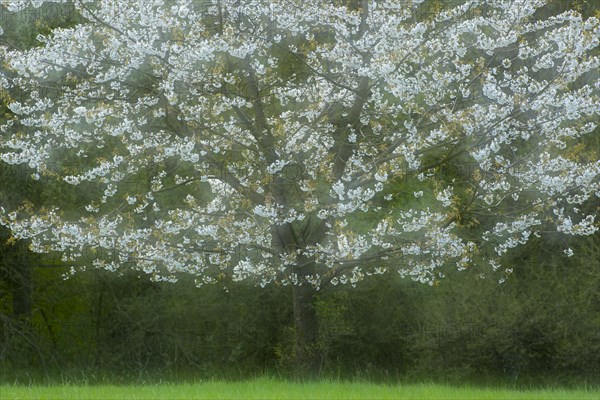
[1,0,599,286]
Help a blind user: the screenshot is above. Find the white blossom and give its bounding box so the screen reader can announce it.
[0,0,598,289]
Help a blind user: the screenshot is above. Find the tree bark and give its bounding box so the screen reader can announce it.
[12,263,32,317]
[13,243,32,317]
[292,268,320,374]
[271,216,325,375]
[1,237,32,318]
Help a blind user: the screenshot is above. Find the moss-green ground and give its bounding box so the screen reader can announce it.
[1,378,598,399]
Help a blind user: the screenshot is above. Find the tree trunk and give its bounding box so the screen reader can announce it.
[292,279,320,374]
[271,221,323,375]
[270,174,326,374]
[7,242,32,318]
[12,264,32,317]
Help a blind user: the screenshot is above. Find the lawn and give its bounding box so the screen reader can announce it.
[1,378,598,400]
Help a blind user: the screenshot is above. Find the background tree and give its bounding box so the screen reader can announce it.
[1,0,599,371]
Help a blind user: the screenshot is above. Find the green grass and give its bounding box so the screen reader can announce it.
[1,378,598,400]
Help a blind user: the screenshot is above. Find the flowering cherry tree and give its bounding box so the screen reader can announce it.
[1,0,599,367]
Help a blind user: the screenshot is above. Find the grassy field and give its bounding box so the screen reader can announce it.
[1,378,598,400]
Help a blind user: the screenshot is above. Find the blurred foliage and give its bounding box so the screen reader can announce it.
[1,0,599,386]
[1,231,598,385]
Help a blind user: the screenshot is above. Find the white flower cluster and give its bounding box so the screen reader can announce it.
[0,0,598,287]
